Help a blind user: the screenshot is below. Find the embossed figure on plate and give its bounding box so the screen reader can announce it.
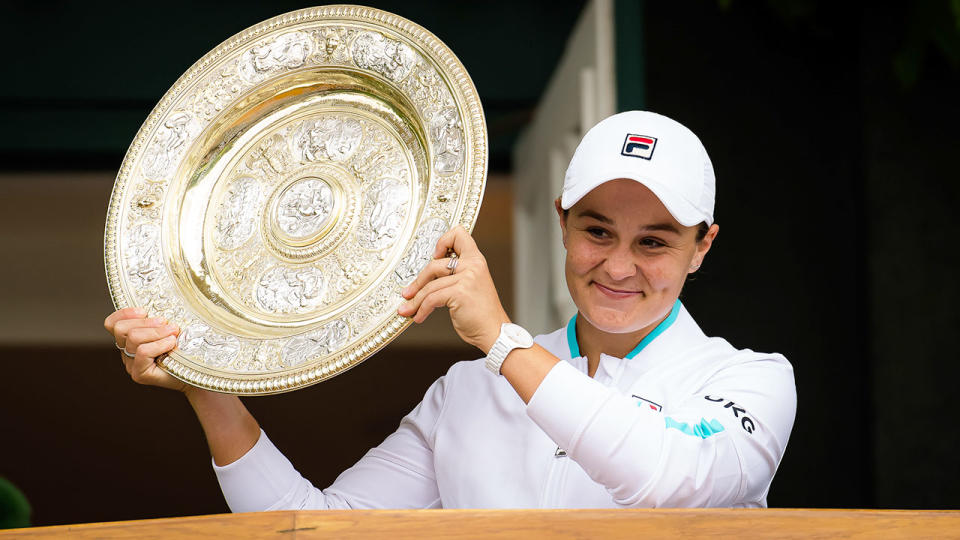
[281,319,351,367]
[125,223,162,287]
[276,178,336,239]
[141,112,193,180]
[178,323,243,369]
[216,177,262,250]
[334,257,373,296]
[247,133,293,176]
[431,108,464,175]
[255,265,327,314]
[294,116,363,163]
[320,28,343,56]
[239,31,313,83]
[395,217,449,285]
[129,181,167,221]
[351,31,416,82]
[357,177,409,250]
[348,126,407,185]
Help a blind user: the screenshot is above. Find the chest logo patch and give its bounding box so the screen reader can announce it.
[632,395,663,412]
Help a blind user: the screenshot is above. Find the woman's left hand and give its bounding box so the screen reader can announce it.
[398,225,509,353]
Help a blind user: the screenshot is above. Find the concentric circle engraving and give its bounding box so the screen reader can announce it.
[260,161,361,263]
[105,5,488,395]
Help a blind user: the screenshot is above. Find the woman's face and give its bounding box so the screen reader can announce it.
[557,179,718,335]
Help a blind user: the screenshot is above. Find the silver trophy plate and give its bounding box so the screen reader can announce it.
[104,5,487,394]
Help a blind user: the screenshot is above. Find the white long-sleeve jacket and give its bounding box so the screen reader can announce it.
[214,301,796,510]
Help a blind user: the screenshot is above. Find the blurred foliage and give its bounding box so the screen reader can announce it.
[716,0,960,89]
[0,477,31,529]
[893,0,960,88]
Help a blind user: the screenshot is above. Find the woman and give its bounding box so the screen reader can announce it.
[105,111,796,509]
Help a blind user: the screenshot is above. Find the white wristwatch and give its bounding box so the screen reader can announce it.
[485,323,535,374]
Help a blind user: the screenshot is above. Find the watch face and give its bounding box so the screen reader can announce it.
[505,324,534,347]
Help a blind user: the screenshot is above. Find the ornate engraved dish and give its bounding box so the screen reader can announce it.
[104,5,487,394]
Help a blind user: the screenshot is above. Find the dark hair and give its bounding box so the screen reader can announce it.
[562,208,711,243]
[695,222,709,242]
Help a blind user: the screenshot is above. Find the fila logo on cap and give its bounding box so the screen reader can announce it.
[621,134,657,160]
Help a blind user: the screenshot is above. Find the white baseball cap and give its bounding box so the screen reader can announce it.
[561,110,715,226]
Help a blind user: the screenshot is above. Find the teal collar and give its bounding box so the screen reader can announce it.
[566,299,682,360]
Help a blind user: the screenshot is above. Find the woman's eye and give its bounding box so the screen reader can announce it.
[640,237,666,248]
[587,227,608,238]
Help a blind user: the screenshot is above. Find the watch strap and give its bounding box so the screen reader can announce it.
[485,323,534,374]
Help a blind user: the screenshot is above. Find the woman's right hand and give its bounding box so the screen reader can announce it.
[105,308,261,465]
[104,307,187,393]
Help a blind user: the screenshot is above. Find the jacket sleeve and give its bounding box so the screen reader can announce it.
[525,354,796,507]
[213,376,446,511]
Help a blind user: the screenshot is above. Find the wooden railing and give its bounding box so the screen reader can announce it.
[4,508,959,539]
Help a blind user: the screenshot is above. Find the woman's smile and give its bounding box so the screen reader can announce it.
[592,281,644,299]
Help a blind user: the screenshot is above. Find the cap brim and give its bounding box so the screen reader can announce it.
[561,174,707,227]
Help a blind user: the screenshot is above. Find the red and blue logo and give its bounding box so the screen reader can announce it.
[621,134,657,160]
[632,394,663,412]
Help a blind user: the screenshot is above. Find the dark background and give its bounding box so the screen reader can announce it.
[1,0,958,527]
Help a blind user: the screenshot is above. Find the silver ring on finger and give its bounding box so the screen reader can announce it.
[446,253,459,275]
[121,347,136,359]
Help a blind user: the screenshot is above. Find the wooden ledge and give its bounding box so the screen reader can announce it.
[5,508,959,539]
